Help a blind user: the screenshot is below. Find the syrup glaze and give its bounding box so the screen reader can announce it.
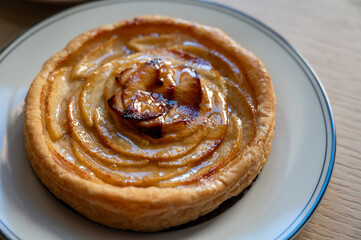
[44,21,257,188]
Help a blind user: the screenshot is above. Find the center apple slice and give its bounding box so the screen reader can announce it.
[121,90,169,120]
[107,58,204,139]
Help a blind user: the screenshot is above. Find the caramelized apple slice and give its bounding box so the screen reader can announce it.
[115,67,132,86]
[45,67,71,141]
[107,91,124,115]
[122,59,163,107]
[121,90,169,120]
[172,65,202,110]
[72,36,124,79]
[127,33,188,52]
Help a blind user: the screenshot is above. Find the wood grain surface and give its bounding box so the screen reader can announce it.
[1,0,360,239]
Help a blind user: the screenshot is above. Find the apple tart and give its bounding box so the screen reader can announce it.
[24,15,276,231]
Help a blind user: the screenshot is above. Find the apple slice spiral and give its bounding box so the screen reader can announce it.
[65,46,233,186]
[42,23,256,187]
[24,16,276,231]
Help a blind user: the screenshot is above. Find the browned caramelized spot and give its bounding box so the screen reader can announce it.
[108,58,203,139]
[139,122,163,139]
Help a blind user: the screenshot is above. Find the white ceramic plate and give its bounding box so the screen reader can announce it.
[0,1,335,239]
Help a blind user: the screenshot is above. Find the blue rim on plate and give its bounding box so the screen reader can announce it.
[0,0,336,239]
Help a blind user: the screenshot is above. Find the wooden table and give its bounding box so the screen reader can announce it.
[1,0,360,239]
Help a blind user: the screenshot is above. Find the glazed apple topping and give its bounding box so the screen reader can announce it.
[107,58,203,138]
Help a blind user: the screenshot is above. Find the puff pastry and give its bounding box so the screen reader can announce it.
[24,15,276,231]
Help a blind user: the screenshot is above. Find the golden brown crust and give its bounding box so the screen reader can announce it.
[24,15,276,231]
